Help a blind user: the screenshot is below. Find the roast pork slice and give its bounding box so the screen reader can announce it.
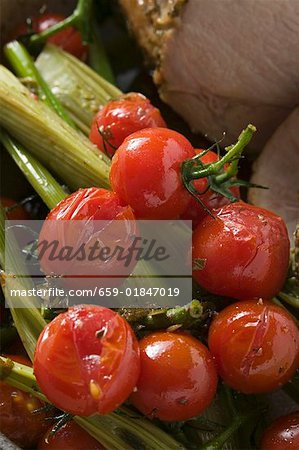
[249,107,299,239]
[120,0,299,150]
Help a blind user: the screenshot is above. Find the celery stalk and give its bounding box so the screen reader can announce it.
[36,45,121,131]
[0,130,66,210]
[0,65,111,190]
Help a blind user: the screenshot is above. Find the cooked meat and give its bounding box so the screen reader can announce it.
[120,0,299,150]
[249,107,299,239]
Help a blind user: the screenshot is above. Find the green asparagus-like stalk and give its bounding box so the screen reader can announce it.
[35,44,121,132]
[0,205,47,360]
[0,357,185,450]
[0,65,111,190]
[0,130,66,210]
[5,41,76,128]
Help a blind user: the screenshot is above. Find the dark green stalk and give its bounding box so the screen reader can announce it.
[29,0,93,45]
[89,24,115,83]
[0,130,67,210]
[4,41,75,127]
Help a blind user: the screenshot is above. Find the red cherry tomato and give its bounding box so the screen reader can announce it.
[34,305,140,416]
[130,331,218,421]
[260,411,299,450]
[110,128,195,219]
[89,93,166,157]
[38,188,137,282]
[15,14,87,60]
[38,420,105,450]
[181,150,240,228]
[192,202,290,299]
[1,197,30,220]
[0,355,50,449]
[208,300,299,394]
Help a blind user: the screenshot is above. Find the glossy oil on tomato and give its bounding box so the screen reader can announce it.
[110,128,195,219]
[0,355,50,449]
[38,421,105,450]
[34,305,140,416]
[14,14,87,59]
[192,202,290,299]
[38,188,137,282]
[130,331,218,421]
[89,93,166,157]
[208,300,299,394]
[181,150,240,228]
[260,411,299,450]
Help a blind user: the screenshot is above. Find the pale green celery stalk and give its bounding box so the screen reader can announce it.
[4,41,75,128]
[0,65,111,190]
[0,130,66,210]
[0,357,185,450]
[36,45,121,131]
[0,205,47,360]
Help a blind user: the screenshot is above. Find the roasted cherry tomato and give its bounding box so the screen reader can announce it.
[0,355,51,449]
[260,411,299,449]
[89,93,166,157]
[38,188,137,283]
[181,150,240,228]
[110,128,195,219]
[192,202,289,299]
[1,197,30,220]
[208,300,299,394]
[38,420,105,449]
[130,331,218,421]
[34,305,140,416]
[15,14,87,60]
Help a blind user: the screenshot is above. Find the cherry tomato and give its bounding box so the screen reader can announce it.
[38,188,137,283]
[260,411,299,450]
[15,14,87,60]
[130,331,218,421]
[110,128,195,219]
[181,150,240,228]
[34,305,140,416]
[38,420,105,450]
[192,202,290,299]
[1,197,30,220]
[89,93,166,157]
[0,354,51,449]
[208,300,299,394]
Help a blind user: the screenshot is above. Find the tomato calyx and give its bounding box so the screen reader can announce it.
[181,124,264,215]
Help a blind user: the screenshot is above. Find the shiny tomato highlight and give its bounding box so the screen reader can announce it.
[192,202,290,299]
[34,305,140,416]
[208,300,299,394]
[260,411,299,450]
[110,128,195,219]
[89,93,166,157]
[130,331,218,421]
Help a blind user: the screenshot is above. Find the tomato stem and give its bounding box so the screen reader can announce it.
[181,124,257,206]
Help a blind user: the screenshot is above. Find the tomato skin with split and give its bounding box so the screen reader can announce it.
[181,150,240,228]
[34,305,140,416]
[14,14,87,60]
[38,188,137,282]
[130,331,218,421]
[260,411,299,450]
[110,128,195,219]
[0,355,51,449]
[38,420,105,449]
[192,202,290,300]
[89,93,166,157]
[208,300,299,394]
